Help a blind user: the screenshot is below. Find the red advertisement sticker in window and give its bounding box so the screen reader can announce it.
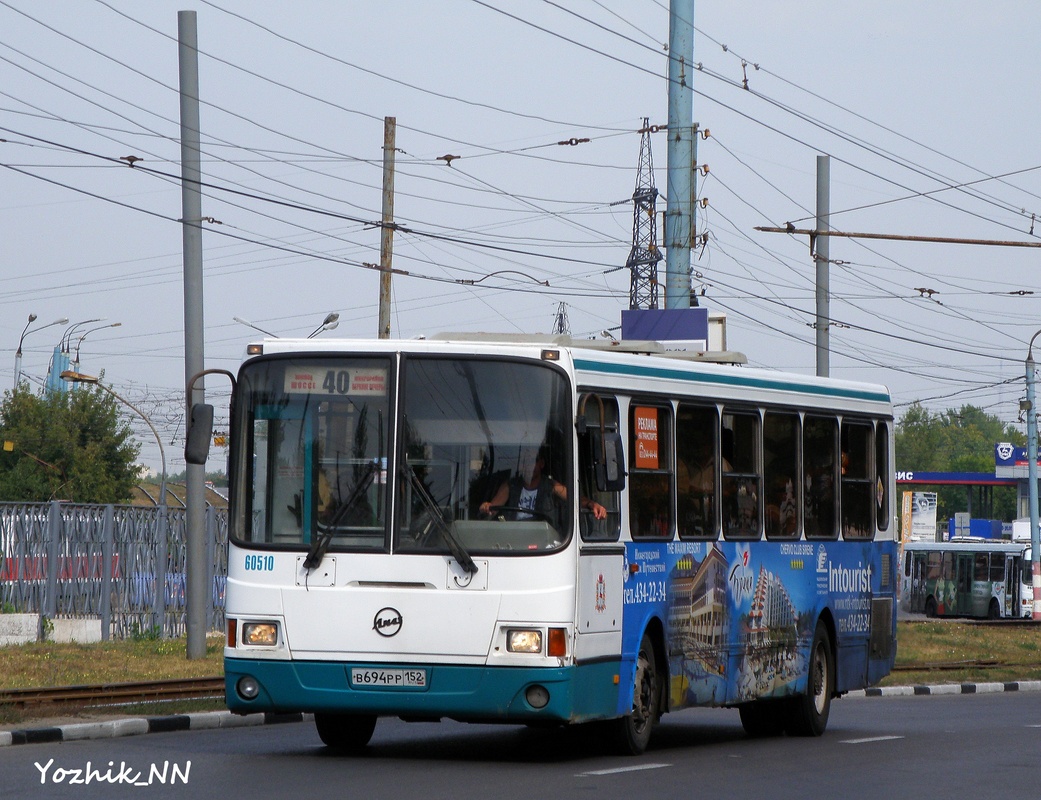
[633,406,659,469]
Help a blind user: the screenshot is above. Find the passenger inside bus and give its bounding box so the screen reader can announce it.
[677,430,728,536]
[479,446,607,528]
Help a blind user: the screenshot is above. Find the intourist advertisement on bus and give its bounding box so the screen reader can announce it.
[620,539,890,708]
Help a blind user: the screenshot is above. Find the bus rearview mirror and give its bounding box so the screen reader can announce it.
[185,403,215,465]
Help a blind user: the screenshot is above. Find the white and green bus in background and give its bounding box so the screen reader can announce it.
[900,539,1033,619]
[188,333,899,754]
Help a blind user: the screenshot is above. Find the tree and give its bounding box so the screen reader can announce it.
[0,385,140,503]
[896,402,1023,522]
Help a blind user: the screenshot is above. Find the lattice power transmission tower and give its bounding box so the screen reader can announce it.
[626,118,663,309]
[551,301,571,335]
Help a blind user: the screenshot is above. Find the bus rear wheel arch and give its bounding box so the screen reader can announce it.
[924,596,938,618]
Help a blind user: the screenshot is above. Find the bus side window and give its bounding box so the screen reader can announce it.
[875,422,891,532]
[841,421,873,540]
[804,416,838,540]
[927,552,941,581]
[764,412,799,540]
[578,393,622,542]
[676,403,719,539]
[629,403,674,540]
[721,411,761,540]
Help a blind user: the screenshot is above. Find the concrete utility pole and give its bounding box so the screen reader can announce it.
[178,10,207,659]
[1027,332,1041,620]
[664,0,694,309]
[815,155,831,378]
[378,116,396,339]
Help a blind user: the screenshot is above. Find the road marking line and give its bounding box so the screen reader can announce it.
[579,763,671,776]
[841,735,905,744]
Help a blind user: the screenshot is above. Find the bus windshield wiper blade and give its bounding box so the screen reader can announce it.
[303,460,378,571]
[405,465,477,575]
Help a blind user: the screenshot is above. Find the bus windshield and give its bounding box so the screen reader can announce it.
[395,356,572,555]
[232,354,573,555]
[234,357,393,550]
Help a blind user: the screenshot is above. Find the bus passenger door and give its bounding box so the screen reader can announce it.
[1007,556,1019,617]
[956,554,974,616]
[574,391,624,709]
[909,555,925,613]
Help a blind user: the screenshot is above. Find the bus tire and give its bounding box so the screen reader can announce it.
[739,700,786,737]
[611,633,660,755]
[785,622,833,737]
[924,597,937,618]
[988,598,1001,620]
[314,712,377,751]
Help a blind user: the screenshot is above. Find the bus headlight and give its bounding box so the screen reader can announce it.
[242,622,279,646]
[507,629,542,654]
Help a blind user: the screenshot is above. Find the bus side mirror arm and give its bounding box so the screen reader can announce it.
[577,392,626,492]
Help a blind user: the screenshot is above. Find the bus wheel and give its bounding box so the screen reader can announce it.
[924,597,937,618]
[314,713,377,751]
[611,633,660,755]
[739,700,786,737]
[785,623,833,737]
[988,599,1002,620]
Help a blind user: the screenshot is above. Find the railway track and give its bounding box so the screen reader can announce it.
[1,658,1038,714]
[0,677,224,710]
[893,659,1040,672]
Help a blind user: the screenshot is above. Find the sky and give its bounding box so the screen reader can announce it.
[2,1,1040,475]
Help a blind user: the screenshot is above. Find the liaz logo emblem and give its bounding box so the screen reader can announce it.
[373,607,403,637]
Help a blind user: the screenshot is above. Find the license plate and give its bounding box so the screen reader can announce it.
[350,668,427,688]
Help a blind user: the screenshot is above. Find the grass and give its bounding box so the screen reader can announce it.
[882,620,1041,686]
[0,635,224,690]
[0,622,1038,725]
[0,635,225,726]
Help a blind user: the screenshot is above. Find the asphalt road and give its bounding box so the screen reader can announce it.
[2,690,1039,800]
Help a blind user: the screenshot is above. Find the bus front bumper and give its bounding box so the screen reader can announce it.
[225,657,621,724]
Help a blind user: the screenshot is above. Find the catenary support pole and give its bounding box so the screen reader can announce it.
[179,10,207,659]
[378,116,396,338]
[1027,333,1041,620]
[815,155,830,378]
[664,0,694,309]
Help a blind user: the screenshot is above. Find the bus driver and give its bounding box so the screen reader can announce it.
[479,446,607,526]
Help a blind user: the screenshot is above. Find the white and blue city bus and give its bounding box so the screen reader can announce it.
[189,333,897,754]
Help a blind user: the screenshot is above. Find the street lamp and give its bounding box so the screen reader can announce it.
[232,316,279,338]
[48,319,103,395]
[60,318,104,353]
[72,323,122,373]
[1027,331,1041,621]
[60,370,166,507]
[14,314,69,389]
[307,312,340,339]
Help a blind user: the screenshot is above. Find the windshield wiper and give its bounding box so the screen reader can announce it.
[303,460,379,571]
[404,465,477,575]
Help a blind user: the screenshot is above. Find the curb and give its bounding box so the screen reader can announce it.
[0,710,310,748]
[847,680,1041,698]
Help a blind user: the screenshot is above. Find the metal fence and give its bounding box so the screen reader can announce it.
[0,501,228,639]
